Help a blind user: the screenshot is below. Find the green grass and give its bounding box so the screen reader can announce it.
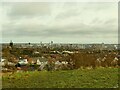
[2,67,119,88]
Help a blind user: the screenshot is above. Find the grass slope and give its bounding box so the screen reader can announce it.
[2,68,119,88]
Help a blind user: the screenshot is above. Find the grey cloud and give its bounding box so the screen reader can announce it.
[2,2,118,43]
[2,21,117,39]
[55,10,81,20]
[104,19,117,25]
[6,2,52,19]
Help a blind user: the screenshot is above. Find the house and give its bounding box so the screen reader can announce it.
[18,59,28,65]
[62,51,74,54]
[33,51,40,54]
[0,58,6,66]
[1,58,15,66]
[32,57,48,65]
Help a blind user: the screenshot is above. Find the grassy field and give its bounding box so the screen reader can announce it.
[2,67,119,88]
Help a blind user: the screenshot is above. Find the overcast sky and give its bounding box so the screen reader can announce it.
[1,2,118,44]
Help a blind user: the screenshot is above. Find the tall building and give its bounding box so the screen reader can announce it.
[9,40,13,48]
[51,41,53,44]
[100,43,105,51]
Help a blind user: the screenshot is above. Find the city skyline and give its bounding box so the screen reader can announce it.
[1,2,118,44]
